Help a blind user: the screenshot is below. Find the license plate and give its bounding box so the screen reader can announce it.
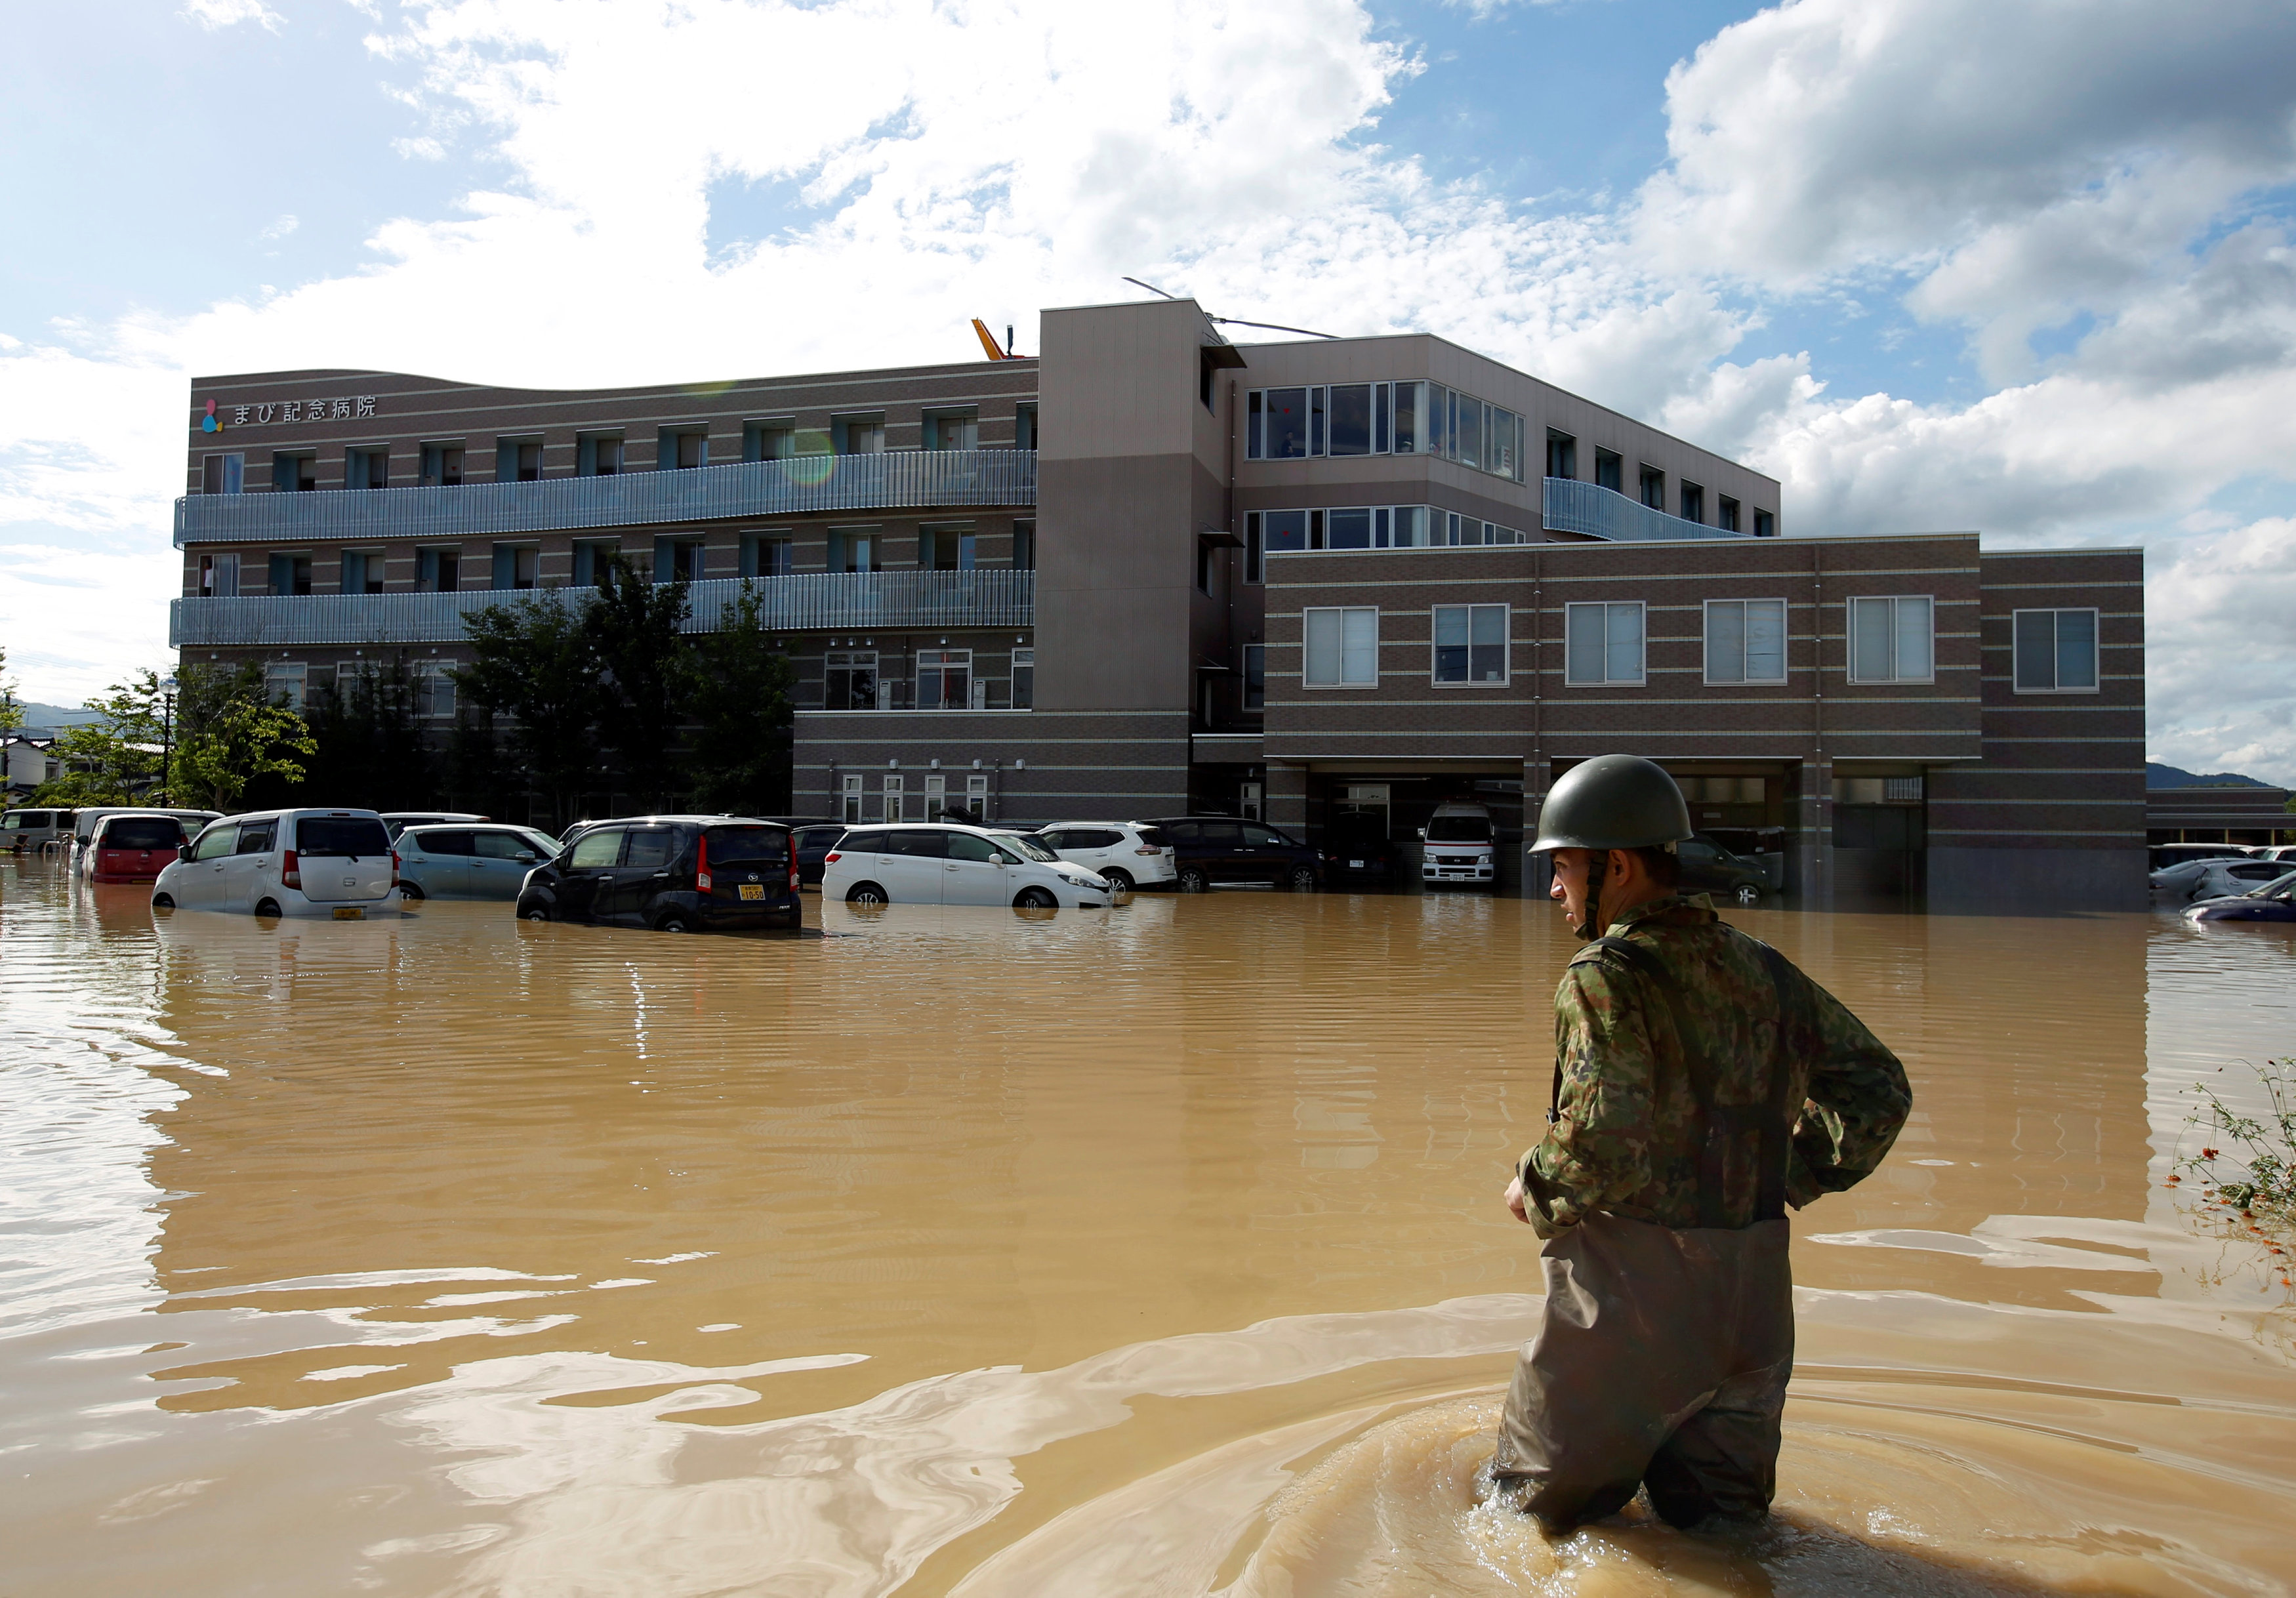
[333,906,364,920]
[739,884,764,901]
[1349,859,1364,869]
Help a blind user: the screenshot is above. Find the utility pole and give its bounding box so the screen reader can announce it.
[158,674,178,806]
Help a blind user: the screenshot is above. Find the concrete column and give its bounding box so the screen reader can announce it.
[1267,762,1309,833]
[1790,755,1834,907]
[1522,754,1553,900]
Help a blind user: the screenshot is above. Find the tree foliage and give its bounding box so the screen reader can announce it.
[454,592,602,828]
[0,645,22,733]
[687,583,797,816]
[301,654,436,810]
[588,556,693,810]
[170,661,316,812]
[31,669,168,806]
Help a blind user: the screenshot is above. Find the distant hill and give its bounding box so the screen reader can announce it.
[8,702,104,735]
[2148,762,2276,789]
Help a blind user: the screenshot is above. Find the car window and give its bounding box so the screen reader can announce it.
[1679,839,1717,859]
[190,825,237,861]
[1157,821,1200,843]
[1067,828,1124,850]
[1424,815,1492,843]
[623,827,678,869]
[993,832,1060,863]
[885,830,949,859]
[297,817,392,857]
[1241,823,1290,847]
[104,818,184,850]
[1197,821,1243,846]
[703,825,788,867]
[2229,863,2280,880]
[415,829,477,856]
[797,827,843,848]
[567,829,624,869]
[472,830,540,859]
[1134,825,1168,848]
[1037,830,1071,849]
[518,830,562,857]
[234,821,276,855]
[946,831,1002,863]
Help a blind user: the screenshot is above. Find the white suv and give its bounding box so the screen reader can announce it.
[1032,821,1178,893]
[822,823,1111,909]
[1421,802,1498,888]
[154,809,401,919]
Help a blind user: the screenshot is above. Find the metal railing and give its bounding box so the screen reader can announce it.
[1542,477,1751,542]
[173,449,1038,547]
[169,569,1036,647]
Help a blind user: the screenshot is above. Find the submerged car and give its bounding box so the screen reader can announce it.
[1321,817,1397,884]
[1032,821,1178,892]
[517,816,800,932]
[1138,816,1322,893]
[822,823,1110,909]
[81,812,190,883]
[2162,857,2291,902]
[396,823,562,901]
[1421,802,1498,888]
[153,809,400,919]
[1678,834,1776,906]
[2185,870,2296,922]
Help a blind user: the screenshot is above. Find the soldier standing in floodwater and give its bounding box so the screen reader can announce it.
[1492,754,1913,1532]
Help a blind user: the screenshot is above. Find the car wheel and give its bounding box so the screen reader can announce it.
[1178,866,1208,893]
[1014,886,1058,911]
[1734,883,1762,906]
[521,903,552,922]
[1101,867,1134,893]
[846,882,889,906]
[1287,865,1319,892]
[657,914,693,933]
[399,882,426,901]
[255,899,282,918]
[151,893,174,911]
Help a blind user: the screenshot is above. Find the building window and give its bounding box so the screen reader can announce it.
[2013,607,2099,693]
[653,538,706,583]
[341,550,385,594]
[420,443,464,486]
[1014,403,1037,451]
[842,774,865,823]
[1717,495,1740,533]
[1196,538,1216,594]
[1638,466,1666,510]
[579,435,625,476]
[1703,599,1787,684]
[1753,509,1775,538]
[1433,604,1508,685]
[266,553,314,596]
[1251,387,1309,459]
[346,447,389,490]
[1565,602,1645,686]
[880,773,903,823]
[1545,430,1576,480]
[741,533,792,579]
[917,649,973,710]
[1849,596,1935,683]
[202,453,244,495]
[418,549,462,592]
[497,438,543,481]
[1012,519,1035,570]
[1243,644,1265,709]
[921,526,976,571]
[198,552,240,597]
[571,541,618,587]
[1326,384,1374,456]
[966,772,990,817]
[1302,606,1378,687]
[924,409,978,450]
[825,651,879,710]
[829,529,878,573]
[1680,482,1704,523]
[274,452,316,493]
[832,415,884,455]
[493,543,541,590]
[1594,449,1622,493]
[1012,647,1035,708]
[417,668,456,720]
[265,661,307,711]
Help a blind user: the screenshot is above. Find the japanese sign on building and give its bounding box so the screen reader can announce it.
[200,396,380,432]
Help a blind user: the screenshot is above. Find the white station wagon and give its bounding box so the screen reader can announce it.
[154,809,401,919]
[821,823,1111,910]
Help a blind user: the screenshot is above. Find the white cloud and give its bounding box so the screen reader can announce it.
[179,0,285,31]
[258,213,299,240]
[2148,518,2296,786]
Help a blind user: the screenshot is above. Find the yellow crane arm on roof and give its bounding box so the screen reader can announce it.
[970,319,1010,361]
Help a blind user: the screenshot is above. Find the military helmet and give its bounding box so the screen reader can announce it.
[1529,754,1694,853]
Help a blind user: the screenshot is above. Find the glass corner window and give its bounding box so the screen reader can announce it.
[2013,607,2099,692]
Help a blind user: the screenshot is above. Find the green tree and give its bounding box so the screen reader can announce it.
[0,645,22,733]
[31,669,169,805]
[302,654,435,809]
[588,555,692,810]
[175,695,316,811]
[455,592,599,828]
[686,582,796,815]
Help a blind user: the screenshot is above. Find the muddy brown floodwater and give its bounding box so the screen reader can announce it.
[5,859,2296,1596]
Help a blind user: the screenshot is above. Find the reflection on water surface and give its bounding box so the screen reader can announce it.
[4,861,2294,1595]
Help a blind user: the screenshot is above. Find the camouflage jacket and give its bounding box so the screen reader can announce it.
[1519,895,1911,1238]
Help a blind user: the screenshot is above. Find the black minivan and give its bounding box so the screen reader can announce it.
[516,816,800,932]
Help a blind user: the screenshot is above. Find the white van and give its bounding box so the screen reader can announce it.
[821,822,1111,909]
[2,808,70,853]
[72,806,220,863]
[153,809,400,918]
[1420,802,1498,888]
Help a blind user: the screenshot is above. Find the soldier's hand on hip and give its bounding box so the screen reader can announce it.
[1504,1174,1530,1224]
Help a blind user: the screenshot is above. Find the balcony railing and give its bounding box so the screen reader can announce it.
[169,569,1035,648]
[1542,477,1751,542]
[173,449,1037,547]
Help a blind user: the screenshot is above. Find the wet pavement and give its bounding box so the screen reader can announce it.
[4,859,2293,1594]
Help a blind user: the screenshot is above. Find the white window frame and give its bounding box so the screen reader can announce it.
[1847,594,1936,684]
[2011,607,2101,694]
[264,661,308,712]
[842,774,865,823]
[916,647,974,710]
[1702,598,1789,686]
[417,666,457,720]
[1431,603,1509,686]
[880,773,903,824]
[1564,602,1646,686]
[1302,605,1380,688]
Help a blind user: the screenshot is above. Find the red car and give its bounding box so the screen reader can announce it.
[84,813,188,884]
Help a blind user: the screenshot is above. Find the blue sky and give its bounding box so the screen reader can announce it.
[3,0,2295,779]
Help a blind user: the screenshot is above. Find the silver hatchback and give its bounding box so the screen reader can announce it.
[396,824,562,901]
